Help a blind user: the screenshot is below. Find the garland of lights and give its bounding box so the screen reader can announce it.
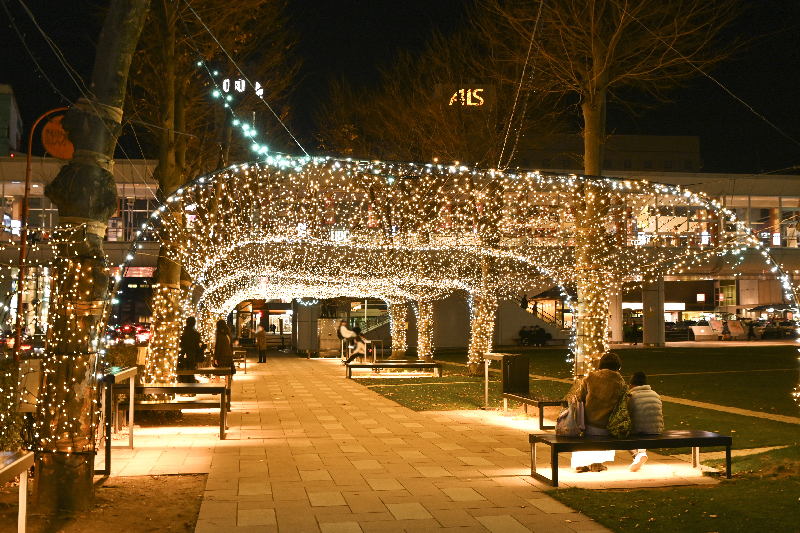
[107,156,800,382]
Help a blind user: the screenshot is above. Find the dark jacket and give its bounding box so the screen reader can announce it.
[179,327,202,368]
[214,332,235,373]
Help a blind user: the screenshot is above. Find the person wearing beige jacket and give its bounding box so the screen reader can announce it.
[571,352,627,472]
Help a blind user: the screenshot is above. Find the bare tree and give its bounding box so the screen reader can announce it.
[37,0,149,513]
[126,0,300,380]
[477,0,741,373]
[316,27,563,166]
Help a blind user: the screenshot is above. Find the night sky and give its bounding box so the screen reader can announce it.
[1,0,799,174]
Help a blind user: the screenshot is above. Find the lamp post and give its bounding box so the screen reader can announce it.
[14,107,69,363]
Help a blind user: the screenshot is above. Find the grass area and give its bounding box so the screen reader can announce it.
[548,445,800,533]
[363,371,799,452]
[429,345,800,415]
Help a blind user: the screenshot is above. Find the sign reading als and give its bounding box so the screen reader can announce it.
[441,84,494,112]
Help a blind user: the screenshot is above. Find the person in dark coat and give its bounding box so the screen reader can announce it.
[747,321,757,341]
[213,319,236,374]
[179,317,202,383]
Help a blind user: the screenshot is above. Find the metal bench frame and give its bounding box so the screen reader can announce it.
[503,393,567,430]
[529,430,733,487]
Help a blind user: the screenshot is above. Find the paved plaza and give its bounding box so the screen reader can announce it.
[97,354,722,532]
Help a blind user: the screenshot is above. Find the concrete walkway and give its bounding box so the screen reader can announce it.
[99,354,726,532]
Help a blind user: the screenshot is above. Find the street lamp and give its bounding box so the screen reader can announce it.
[14,107,69,363]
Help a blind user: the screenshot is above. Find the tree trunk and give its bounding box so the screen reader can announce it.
[414,298,434,362]
[36,0,149,514]
[388,300,408,359]
[574,86,609,377]
[147,0,184,383]
[467,259,497,376]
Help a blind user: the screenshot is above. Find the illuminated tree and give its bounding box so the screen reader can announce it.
[126,0,299,381]
[477,0,741,374]
[37,0,149,513]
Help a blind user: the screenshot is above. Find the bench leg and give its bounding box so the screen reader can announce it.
[523,403,528,415]
[551,447,559,488]
[691,447,700,468]
[18,467,27,533]
[220,392,226,440]
[539,404,545,431]
[530,442,536,477]
[726,446,731,479]
[129,378,135,449]
[503,398,507,415]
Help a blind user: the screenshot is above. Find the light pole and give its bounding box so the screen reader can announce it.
[14,107,69,363]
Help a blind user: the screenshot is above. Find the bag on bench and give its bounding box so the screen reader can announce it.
[607,386,632,438]
[555,398,584,436]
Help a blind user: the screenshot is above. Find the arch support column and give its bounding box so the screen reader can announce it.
[389,299,408,359]
[414,298,434,362]
[145,284,184,383]
[642,277,665,346]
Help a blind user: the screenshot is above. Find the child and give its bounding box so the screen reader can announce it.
[626,371,664,471]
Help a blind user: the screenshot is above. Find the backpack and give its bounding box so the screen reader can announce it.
[607,386,632,438]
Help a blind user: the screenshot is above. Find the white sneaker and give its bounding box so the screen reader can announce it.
[630,452,648,472]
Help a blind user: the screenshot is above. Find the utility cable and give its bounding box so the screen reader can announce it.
[609,0,800,151]
[497,0,547,170]
[178,0,309,156]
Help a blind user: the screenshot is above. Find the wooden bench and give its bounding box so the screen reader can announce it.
[529,430,732,487]
[346,361,442,379]
[176,367,233,411]
[114,382,228,439]
[0,451,34,532]
[503,393,567,430]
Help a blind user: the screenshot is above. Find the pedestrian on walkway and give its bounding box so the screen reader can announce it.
[626,371,664,471]
[213,320,235,374]
[255,324,268,363]
[747,321,757,341]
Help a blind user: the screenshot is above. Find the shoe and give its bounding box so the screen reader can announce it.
[590,463,607,472]
[630,452,648,472]
[575,466,590,473]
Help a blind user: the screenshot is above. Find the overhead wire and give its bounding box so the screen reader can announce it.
[608,0,800,151]
[497,0,547,170]
[177,0,309,156]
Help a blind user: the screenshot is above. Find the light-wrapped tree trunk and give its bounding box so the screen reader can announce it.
[413,298,434,362]
[36,0,149,513]
[467,259,497,376]
[388,299,408,359]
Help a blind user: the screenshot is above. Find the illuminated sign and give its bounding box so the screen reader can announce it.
[439,84,494,112]
[449,88,484,106]
[221,78,264,97]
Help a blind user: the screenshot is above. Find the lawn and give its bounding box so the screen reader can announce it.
[548,445,800,533]
[425,345,800,416]
[360,345,800,532]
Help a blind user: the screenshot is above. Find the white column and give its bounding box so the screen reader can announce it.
[608,289,624,344]
[642,277,665,346]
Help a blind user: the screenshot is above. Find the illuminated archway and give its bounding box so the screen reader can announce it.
[110,156,799,379]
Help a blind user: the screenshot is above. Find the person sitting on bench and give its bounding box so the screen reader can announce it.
[213,320,236,374]
[344,327,367,364]
[571,352,626,473]
[179,317,202,383]
[626,371,664,471]
[338,320,356,361]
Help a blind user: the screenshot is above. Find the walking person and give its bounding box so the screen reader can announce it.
[747,321,757,341]
[178,317,202,383]
[630,321,638,345]
[255,324,268,363]
[213,319,236,374]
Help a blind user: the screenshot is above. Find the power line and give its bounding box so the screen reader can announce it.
[608,0,800,151]
[178,0,309,157]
